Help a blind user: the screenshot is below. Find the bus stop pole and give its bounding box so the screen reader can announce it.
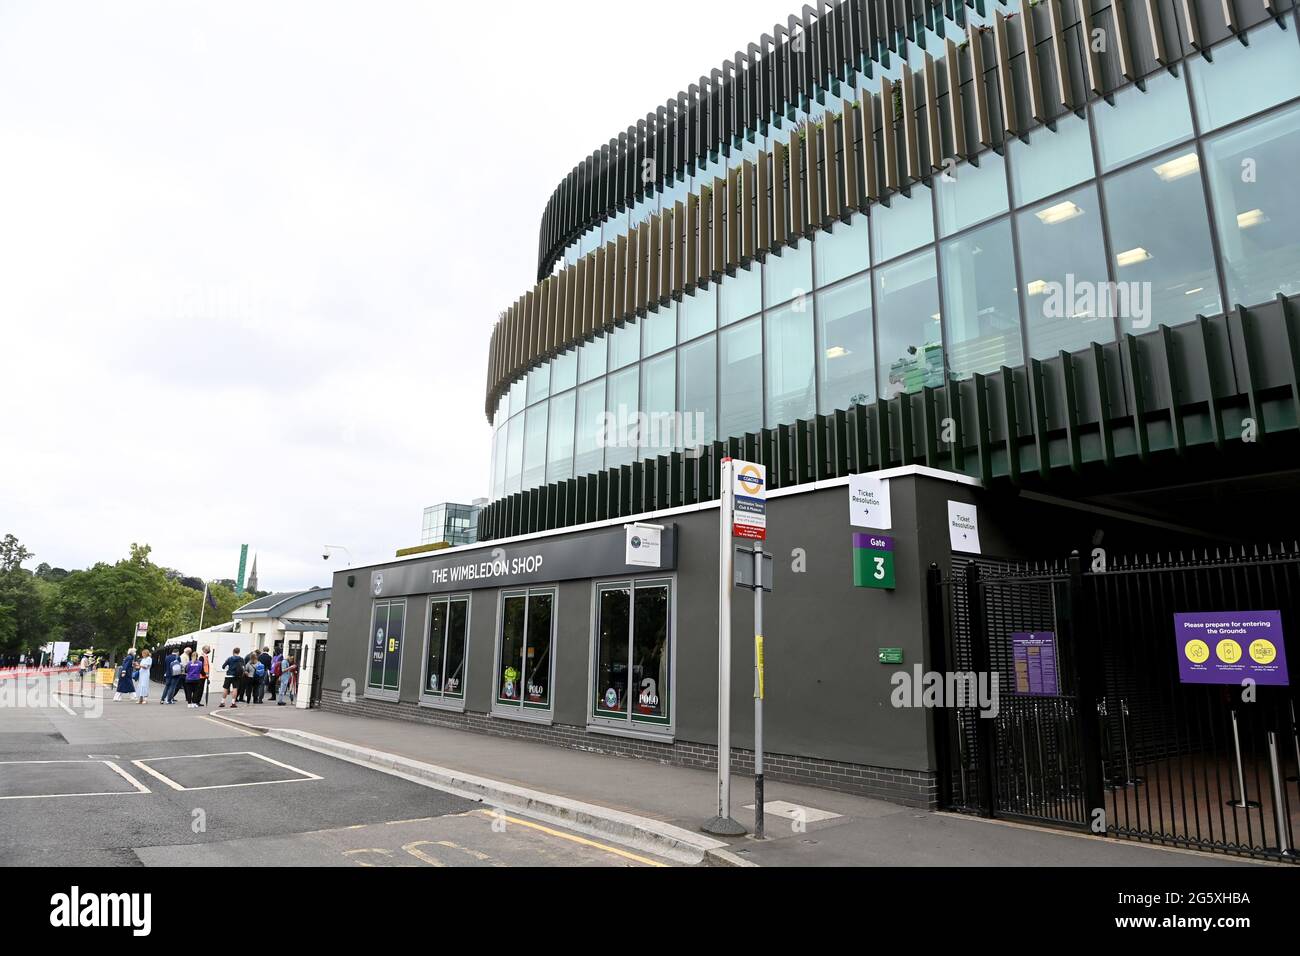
[704,458,745,836]
[753,539,764,840]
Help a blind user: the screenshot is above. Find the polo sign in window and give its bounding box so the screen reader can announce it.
[592,579,671,728]
[496,589,555,712]
[424,595,469,700]
[369,600,405,694]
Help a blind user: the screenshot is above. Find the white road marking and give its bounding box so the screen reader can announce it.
[0,759,152,800]
[130,750,321,791]
[198,715,258,736]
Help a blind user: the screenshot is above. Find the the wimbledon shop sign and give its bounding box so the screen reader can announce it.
[368,525,677,598]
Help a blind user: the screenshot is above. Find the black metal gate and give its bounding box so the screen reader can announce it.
[931,547,1300,863]
[308,641,327,709]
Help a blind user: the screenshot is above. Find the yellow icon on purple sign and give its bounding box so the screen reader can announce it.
[1216,639,1242,664]
[1249,639,1277,664]
[1184,639,1210,664]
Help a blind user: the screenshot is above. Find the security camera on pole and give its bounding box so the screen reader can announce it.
[703,458,769,838]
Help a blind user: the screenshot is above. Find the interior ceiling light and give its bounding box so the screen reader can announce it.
[1035,200,1084,225]
[1116,247,1153,267]
[1153,152,1200,182]
[1237,208,1267,229]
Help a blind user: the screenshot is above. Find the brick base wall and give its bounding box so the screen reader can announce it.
[319,690,936,808]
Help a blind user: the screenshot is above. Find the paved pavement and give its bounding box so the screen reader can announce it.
[0,676,669,868]
[209,698,1267,868]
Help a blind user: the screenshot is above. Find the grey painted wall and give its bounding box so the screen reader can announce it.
[326,473,1126,774]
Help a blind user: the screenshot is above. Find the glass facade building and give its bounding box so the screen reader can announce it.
[487,14,1300,504]
[420,502,483,548]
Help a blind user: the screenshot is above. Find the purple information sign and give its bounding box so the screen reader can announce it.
[1011,632,1059,696]
[1174,611,1289,686]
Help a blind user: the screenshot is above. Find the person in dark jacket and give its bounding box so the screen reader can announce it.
[114,649,137,701]
[160,650,181,704]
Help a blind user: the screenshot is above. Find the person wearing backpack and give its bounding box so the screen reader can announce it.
[183,650,204,708]
[252,654,268,704]
[237,652,257,703]
[161,649,183,704]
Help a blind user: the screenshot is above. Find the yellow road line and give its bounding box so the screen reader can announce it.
[474,809,666,867]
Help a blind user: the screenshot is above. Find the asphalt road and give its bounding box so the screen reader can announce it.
[0,676,668,867]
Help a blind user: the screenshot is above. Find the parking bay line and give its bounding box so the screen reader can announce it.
[130,750,322,792]
[0,759,152,800]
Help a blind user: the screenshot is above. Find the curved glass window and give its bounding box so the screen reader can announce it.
[1094,69,1194,173]
[545,390,576,484]
[940,218,1023,379]
[1189,23,1300,133]
[642,302,676,356]
[765,300,816,426]
[679,285,717,342]
[526,363,549,406]
[814,214,870,286]
[1009,112,1095,207]
[1102,146,1222,330]
[1016,184,1114,359]
[609,322,640,371]
[719,317,763,438]
[1203,104,1300,306]
[551,348,578,394]
[521,403,548,491]
[605,365,639,468]
[639,352,676,460]
[573,380,606,477]
[504,413,525,496]
[578,334,607,383]
[720,264,761,326]
[764,243,813,308]
[935,150,1008,237]
[875,249,943,398]
[816,274,875,413]
[871,187,934,264]
[677,335,717,450]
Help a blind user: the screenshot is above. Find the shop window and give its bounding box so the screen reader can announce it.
[368,600,405,696]
[423,595,468,703]
[496,589,555,714]
[592,579,671,729]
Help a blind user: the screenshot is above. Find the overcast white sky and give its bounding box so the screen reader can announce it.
[0,0,799,589]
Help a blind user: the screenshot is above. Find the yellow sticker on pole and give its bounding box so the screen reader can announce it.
[755,635,765,699]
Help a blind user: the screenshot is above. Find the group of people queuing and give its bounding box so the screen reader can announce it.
[219,646,298,709]
[114,645,212,706]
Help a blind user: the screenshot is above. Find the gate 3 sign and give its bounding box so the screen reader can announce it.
[1174,611,1289,686]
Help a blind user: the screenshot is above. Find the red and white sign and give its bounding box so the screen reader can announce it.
[731,461,767,541]
[134,621,149,639]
